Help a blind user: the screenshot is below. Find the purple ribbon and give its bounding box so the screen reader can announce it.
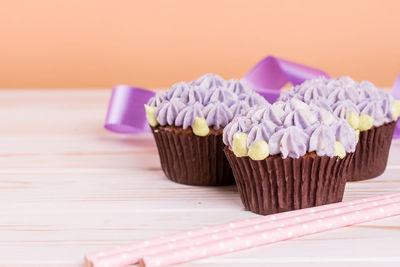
[105,56,329,134]
[393,74,400,138]
[105,85,154,133]
[241,56,329,102]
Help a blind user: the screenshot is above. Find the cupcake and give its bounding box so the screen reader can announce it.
[145,74,268,186]
[279,77,400,181]
[223,98,356,215]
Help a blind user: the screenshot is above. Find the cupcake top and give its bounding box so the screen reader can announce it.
[279,77,400,131]
[145,74,269,136]
[223,98,358,160]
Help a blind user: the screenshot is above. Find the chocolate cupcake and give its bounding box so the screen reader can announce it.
[279,77,400,181]
[223,99,356,215]
[145,74,268,186]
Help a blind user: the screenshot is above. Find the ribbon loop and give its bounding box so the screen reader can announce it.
[105,85,155,133]
[241,56,329,102]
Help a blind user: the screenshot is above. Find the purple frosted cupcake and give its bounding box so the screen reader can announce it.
[280,77,400,181]
[223,98,356,215]
[145,74,268,186]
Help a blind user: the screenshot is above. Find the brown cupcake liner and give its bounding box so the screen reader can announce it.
[224,147,354,215]
[151,126,235,186]
[347,121,396,182]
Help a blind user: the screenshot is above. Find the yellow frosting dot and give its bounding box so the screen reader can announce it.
[358,114,374,131]
[232,132,248,157]
[144,104,158,127]
[248,140,269,160]
[334,141,346,159]
[192,117,210,136]
[392,100,400,121]
[354,129,360,143]
[347,112,360,130]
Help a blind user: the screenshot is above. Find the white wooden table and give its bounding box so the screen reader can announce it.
[1,90,399,267]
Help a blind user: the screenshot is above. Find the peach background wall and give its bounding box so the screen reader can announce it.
[0,0,399,89]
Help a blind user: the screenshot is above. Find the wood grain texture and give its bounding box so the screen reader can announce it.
[0,90,399,267]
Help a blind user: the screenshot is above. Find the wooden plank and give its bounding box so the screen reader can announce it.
[0,89,399,267]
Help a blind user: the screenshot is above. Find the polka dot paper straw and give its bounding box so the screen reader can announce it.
[141,200,400,267]
[85,192,400,267]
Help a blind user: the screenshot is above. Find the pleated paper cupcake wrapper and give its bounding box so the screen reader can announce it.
[347,121,396,182]
[151,127,235,186]
[224,148,354,215]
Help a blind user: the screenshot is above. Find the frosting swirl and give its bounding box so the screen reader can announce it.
[262,102,286,125]
[146,73,269,136]
[246,120,278,147]
[309,124,336,157]
[174,103,205,129]
[180,86,207,105]
[191,73,226,89]
[204,86,237,106]
[359,80,384,100]
[279,76,397,130]
[226,78,250,95]
[238,91,268,107]
[331,119,357,152]
[326,77,360,104]
[223,99,357,159]
[229,101,250,117]
[203,102,233,130]
[283,108,318,130]
[332,100,360,120]
[223,116,255,146]
[269,126,309,159]
[155,99,186,126]
[147,92,167,107]
[358,99,388,127]
[167,82,190,100]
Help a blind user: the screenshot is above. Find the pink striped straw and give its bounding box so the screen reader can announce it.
[85,192,400,267]
[141,199,400,267]
[94,195,400,267]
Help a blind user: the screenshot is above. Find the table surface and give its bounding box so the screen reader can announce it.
[1,89,399,267]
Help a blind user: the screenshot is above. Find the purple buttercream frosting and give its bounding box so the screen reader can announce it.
[283,106,318,130]
[147,73,269,130]
[203,86,237,106]
[147,92,167,107]
[191,73,226,89]
[358,98,394,127]
[331,119,357,152]
[223,99,357,159]
[203,102,233,130]
[246,120,278,147]
[309,124,336,157]
[226,78,249,95]
[332,100,360,120]
[263,103,286,125]
[269,126,309,158]
[279,76,395,127]
[327,79,360,104]
[229,101,251,118]
[174,103,204,129]
[223,116,255,145]
[155,99,186,126]
[167,82,190,100]
[239,91,269,107]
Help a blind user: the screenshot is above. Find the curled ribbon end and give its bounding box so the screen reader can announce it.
[105,85,155,134]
